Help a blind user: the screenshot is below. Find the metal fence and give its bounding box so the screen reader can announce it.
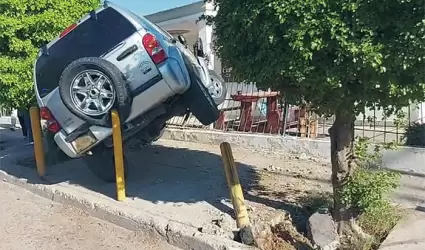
[0,106,12,117]
[167,82,424,144]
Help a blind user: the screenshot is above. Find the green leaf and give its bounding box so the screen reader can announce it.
[204,0,425,116]
[0,0,101,109]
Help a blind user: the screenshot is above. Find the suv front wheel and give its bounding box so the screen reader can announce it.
[208,70,227,106]
[182,57,219,125]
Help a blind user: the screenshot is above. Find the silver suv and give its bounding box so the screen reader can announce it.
[33,2,225,182]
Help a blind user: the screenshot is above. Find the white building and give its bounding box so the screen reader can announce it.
[145,1,223,77]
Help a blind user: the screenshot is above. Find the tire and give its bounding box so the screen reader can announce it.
[82,143,129,183]
[208,70,227,106]
[182,57,219,125]
[42,129,71,166]
[59,57,132,127]
[152,124,166,142]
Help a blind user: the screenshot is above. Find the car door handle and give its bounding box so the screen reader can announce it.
[116,45,138,61]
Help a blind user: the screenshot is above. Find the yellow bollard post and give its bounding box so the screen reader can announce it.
[219,142,250,228]
[111,110,126,201]
[29,107,46,177]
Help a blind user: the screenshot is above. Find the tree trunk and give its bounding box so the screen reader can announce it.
[329,110,356,235]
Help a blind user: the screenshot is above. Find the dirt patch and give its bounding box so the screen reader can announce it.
[243,153,332,229]
[254,211,316,250]
[238,152,331,249]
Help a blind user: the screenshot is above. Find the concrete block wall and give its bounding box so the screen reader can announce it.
[162,128,425,174]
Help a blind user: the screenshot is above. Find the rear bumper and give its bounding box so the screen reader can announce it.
[54,126,110,158]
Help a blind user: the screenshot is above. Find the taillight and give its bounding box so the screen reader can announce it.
[47,121,61,133]
[60,23,77,38]
[40,107,61,133]
[40,107,52,120]
[142,33,167,64]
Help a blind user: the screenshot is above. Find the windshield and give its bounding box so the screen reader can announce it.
[36,7,135,97]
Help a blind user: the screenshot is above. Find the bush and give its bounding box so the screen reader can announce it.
[341,168,400,213]
[357,200,402,241]
[353,136,399,168]
[403,123,425,147]
[340,137,403,248]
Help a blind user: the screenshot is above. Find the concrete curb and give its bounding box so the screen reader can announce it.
[0,159,256,250]
[162,128,425,173]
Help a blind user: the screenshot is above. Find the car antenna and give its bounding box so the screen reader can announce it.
[41,44,49,56]
[89,10,98,20]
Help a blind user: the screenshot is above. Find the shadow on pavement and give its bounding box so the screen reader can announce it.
[1,129,303,224]
[387,168,425,178]
[415,205,425,213]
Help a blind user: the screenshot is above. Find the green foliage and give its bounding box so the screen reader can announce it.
[354,136,399,167]
[403,122,425,146]
[357,201,402,241]
[340,137,402,247]
[0,0,100,109]
[342,199,403,250]
[205,0,425,116]
[341,167,400,212]
[343,137,400,211]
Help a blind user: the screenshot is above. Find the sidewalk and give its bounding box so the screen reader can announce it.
[0,125,32,154]
[379,207,425,250]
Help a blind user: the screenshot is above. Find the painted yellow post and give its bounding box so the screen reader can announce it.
[111,110,126,201]
[29,107,46,177]
[219,142,250,228]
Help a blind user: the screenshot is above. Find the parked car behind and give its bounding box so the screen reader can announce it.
[33,1,225,182]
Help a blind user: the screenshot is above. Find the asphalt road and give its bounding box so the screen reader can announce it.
[0,181,180,250]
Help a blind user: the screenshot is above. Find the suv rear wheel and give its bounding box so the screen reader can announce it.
[82,143,129,183]
[59,57,132,127]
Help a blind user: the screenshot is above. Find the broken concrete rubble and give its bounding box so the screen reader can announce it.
[307,209,339,250]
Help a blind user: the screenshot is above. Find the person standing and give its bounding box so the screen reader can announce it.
[17,108,28,137]
[10,109,19,130]
[9,108,29,139]
[22,106,33,144]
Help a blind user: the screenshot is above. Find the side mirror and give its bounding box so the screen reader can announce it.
[195,37,205,57]
[177,35,187,45]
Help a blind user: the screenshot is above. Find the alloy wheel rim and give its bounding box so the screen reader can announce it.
[70,70,115,116]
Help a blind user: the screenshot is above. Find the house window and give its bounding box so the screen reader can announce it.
[221,65,236,82]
